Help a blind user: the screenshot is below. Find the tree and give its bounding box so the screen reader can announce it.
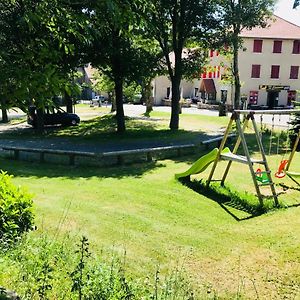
[86,1,144,133]
[141,0,222,130]
[220,0,275,109]
[134,40,164,115]
[92,70,116,112]
[0,0,89,132]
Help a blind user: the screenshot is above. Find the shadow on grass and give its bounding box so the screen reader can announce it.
[179,177,280,221]
[0,158,167,180]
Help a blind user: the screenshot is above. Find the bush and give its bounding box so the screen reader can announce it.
[0,171,34,243]
[289,114,300,151]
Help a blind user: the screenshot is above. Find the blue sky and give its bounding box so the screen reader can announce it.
[274,0,300,25]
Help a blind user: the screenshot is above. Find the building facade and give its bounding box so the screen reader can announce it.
[153,16,300,108]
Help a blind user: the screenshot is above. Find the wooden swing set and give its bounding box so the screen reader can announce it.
[206,109,300,206]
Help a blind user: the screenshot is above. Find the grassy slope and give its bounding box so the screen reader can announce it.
[1,109,299,298]
[1,147,299,299]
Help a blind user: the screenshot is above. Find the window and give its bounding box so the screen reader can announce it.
[253,40,263,53]
[273,40,282,53]
[251,64,261,78]
[166,87,171,98]
[292,40,300,54]
[290,66,299,79]
[271,65,280,79]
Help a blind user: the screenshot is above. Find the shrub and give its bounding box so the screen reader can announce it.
[289,114,300,151]
[0,171,34,244]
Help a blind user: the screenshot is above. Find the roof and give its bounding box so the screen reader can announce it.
[240,15,300,40]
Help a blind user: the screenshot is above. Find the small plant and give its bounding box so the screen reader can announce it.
[0,171,34,245]
[70,236,91,300]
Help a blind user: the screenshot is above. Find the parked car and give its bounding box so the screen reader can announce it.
[27,106,80,127]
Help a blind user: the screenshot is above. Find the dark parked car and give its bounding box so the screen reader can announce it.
[27,106,80,127]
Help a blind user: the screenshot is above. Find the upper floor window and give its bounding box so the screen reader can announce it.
[290,66,299,79]
[292,40,300,54]
[271,65,280,78]
[253,40,263,53]
[273,40,282,53]
[251,64,261,78]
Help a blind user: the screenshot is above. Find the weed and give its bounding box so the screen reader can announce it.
[70,236,91,300]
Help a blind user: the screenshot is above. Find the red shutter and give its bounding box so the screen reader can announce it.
[201,67,207,79]
[290,66,299,79]
[271,65,280,78]
[253,40,263,53]
[251,65,261,78]
[273,40,282,53]
[293,40,300,54]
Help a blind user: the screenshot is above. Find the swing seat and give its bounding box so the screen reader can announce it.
[275,160,289,178]
[255,168,270,183]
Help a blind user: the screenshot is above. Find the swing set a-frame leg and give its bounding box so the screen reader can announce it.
[221,115,251,186]
[286,130,300,171]
[206,115,235,187]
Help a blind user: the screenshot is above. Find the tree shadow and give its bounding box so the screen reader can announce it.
[0,158,167,180]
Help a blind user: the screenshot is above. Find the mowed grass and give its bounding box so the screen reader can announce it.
[1,145,300,298]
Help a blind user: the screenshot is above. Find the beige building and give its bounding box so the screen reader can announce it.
[153,16,300,109]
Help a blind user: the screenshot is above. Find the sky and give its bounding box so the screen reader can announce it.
[274,0,300,26]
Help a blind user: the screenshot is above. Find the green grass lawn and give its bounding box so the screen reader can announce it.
[1,110,300,298]
[1,146,299,298]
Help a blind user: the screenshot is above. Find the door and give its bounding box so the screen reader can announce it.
[267,91,279,109]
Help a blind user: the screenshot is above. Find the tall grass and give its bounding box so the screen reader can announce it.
[0,233,199,300]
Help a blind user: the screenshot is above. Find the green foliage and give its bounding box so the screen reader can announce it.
[70,236,91,300]
[219,0,275,108]
[0,171,34,244]
[0,234,197,299]
[0,0,90,131]
[140,0,223,129]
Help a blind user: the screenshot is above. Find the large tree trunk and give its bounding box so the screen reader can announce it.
[169,76,181,130]
[1,108,8,123]
[35,107,44,134]
[143,80,153,115]
[1,99,8,123]
[65,91,73,113]
[111,28,125,132]
[232,36,241,109]
[114,78,125,133]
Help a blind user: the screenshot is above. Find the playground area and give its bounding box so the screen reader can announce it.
[0,108,300,299]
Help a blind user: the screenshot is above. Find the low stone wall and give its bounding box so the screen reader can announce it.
[197,102,233,112]
[1,144,197,167]
[162,99,192,107]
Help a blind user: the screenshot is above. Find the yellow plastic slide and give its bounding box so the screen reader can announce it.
[175,147,231,180]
